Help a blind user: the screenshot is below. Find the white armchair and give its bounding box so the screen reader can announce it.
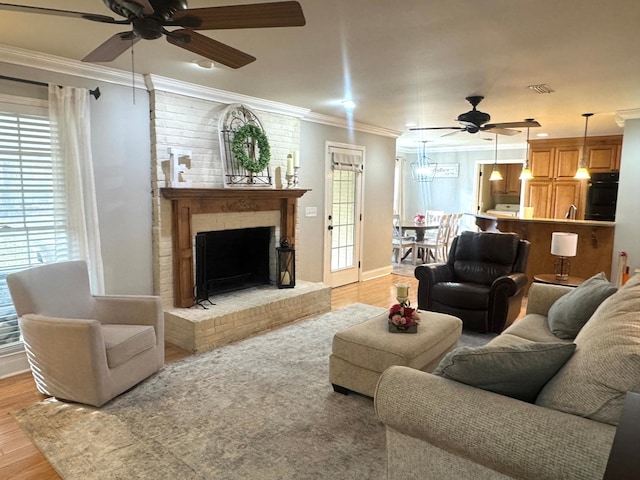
[7,260,164,407]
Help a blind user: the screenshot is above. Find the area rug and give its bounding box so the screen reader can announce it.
[14,303,493,480]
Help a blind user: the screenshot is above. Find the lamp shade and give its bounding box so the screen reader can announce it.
[551,232,578,257]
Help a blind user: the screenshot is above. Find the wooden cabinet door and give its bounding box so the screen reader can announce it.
[490,164,507,194]
[529,147,554,178]
[490,164,522,194]
[555,147,581,178]
[551,180,582,219]
[587,144,620,172]
[505,164,522,193]
[524,180,553,218]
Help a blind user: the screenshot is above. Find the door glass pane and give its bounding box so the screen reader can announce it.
[331,170,356,271]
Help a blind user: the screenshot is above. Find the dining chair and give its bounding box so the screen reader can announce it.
[445,213,464,257]
[392,215,414,263]
[413,213,451,265]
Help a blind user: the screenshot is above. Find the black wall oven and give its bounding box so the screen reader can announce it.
[584,172,619,221]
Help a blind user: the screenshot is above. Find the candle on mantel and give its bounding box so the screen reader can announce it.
[293,150,300,168]
[286,154,293,176]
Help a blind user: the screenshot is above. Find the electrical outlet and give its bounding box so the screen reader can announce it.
[305,206,318,217]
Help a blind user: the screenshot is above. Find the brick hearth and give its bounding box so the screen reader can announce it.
[164,280,331,353]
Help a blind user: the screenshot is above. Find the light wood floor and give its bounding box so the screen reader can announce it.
[0,273,418,480]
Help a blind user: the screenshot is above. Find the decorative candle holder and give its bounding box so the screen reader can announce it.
[285,167,300,189]
[395,283,410,307]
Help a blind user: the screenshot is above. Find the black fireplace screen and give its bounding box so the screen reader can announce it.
[195,227,271,303]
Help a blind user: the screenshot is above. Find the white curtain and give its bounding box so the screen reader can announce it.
[48,85,105,294]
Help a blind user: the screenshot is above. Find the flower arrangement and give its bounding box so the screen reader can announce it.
[388,304,421,328]
[413,213,425,224]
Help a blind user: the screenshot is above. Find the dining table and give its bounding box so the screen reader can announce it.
[398,222,440,263]
[399,222,439,242]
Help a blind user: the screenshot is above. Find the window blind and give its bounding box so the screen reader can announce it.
[0,107,67,349]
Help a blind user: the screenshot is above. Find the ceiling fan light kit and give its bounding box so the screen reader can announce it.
[489,134,503,182]
[519,124,534,180]
[0,0,306,69]
[574,113,593,180]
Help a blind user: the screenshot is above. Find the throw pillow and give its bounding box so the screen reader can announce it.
[432,342,576,402]
[536,273,640,425]
[547,272,617,339]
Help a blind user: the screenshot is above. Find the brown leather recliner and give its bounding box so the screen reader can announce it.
[415,231,530,333]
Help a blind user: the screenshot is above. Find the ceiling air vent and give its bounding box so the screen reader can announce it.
[528,84,555,94]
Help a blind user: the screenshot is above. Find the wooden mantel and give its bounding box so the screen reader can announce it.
[161,188,309,308]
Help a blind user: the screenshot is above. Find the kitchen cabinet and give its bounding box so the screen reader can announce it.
[490,163,522,194]
[525,135,622,219]
[587,144,621,172]
[551,180,582,219]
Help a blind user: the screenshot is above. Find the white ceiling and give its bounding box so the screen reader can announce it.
[1,0,639,150]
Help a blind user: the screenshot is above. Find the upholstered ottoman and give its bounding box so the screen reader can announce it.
[329,310,462,397]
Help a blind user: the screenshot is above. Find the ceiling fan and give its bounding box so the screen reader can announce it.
[0,0,306,69]
[410,95,541,136]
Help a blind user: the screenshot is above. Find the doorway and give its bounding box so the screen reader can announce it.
[323,142,364,287]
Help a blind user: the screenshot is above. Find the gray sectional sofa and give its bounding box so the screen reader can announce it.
[375,274,640,480]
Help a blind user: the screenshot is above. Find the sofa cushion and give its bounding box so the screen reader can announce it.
[431,282,490,309]
[547,272,617,339]
[536,274,640,425]
[102,324,156,369]
[432,342,576,402]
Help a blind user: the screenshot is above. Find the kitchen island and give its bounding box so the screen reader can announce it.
[496,217,615,289]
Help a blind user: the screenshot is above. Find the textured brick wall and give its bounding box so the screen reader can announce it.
[149,90,301,308]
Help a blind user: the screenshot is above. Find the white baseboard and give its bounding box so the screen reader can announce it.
[361,265,393,281]
[0,348,29,379]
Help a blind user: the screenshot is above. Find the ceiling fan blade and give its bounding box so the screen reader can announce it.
[174,1,306,30]
[409,126,462,131]
[82,33,140,63]
[482,127,521,136]
[484,120,541,129]
[0,2,120,23]
[166,30,256,69]
[441,129,465,137]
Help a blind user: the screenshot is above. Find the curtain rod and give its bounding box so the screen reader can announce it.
[0,74,101,100]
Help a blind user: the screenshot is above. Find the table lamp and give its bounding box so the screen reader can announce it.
[551,232,578,281]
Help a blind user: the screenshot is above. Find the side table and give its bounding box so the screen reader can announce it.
[533,274,585,288]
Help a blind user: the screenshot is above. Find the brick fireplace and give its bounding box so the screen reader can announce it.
[161,187,308,308]
[158,187,331,353]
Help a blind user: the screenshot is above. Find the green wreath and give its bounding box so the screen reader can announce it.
[231,124,271,173]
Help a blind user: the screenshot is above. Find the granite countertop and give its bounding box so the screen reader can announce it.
[496,217,615,227]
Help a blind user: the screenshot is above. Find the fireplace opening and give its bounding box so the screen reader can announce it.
[195,226,271,302]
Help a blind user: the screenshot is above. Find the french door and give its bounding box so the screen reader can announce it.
[324,143,364,287]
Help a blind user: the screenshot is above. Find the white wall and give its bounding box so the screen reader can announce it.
[0,62,153,295]
[298,121,397,282]
[399,145,526,222]
[613,117,640,280]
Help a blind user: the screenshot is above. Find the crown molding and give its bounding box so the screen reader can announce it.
[1,43,401,138]
[615,108,640,127]
[0,43,146,89]
[144,74,310,118]
[303,111,402,138]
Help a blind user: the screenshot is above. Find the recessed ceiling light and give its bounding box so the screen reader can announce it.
[193,59,215,69]
[342,99,356,110]
[405,122,417,127]
[536,133,549,137]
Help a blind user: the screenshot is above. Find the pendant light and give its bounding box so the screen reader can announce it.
[489,134,503,181]
[519,125,533,180]
[574,113,593,179]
